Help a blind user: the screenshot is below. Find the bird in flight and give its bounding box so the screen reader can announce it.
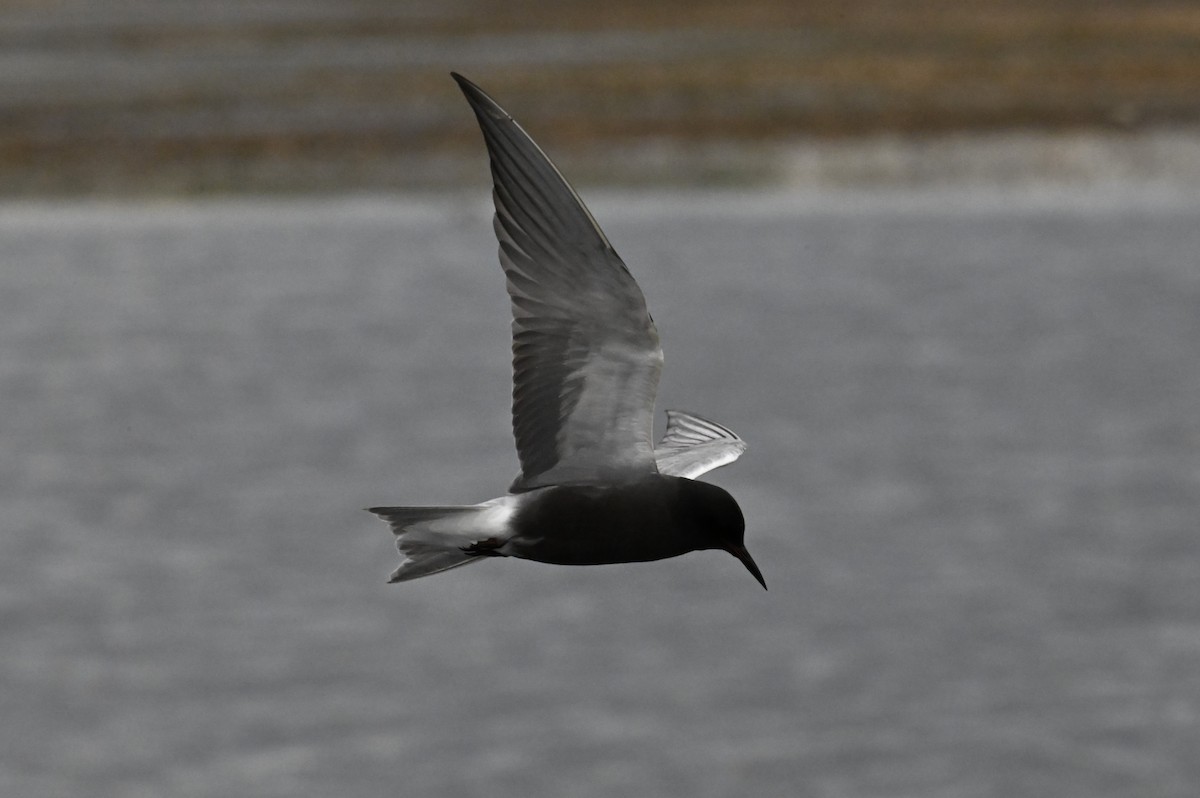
[369,73,764,589]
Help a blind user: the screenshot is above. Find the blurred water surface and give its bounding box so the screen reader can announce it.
[2,187,1199,797]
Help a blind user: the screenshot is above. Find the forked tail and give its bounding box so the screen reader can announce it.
[368,498,517,583]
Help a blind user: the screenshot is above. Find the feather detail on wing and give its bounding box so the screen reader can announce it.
[654,409,747,479]
[453,73,663,492]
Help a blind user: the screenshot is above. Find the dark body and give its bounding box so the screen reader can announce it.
[505,475,744,566]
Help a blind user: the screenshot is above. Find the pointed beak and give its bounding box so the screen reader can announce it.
[727,544,767,590]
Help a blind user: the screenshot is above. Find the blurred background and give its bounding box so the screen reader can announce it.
[3,0,1200,194]
[3,2,1199,797]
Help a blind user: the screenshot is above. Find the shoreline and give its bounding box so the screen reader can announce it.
[3,127,1199,199]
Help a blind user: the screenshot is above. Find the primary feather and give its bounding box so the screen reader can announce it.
[453,73,664,493]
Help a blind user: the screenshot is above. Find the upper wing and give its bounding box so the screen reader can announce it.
[453,73,663,492]
[654,409,747,479]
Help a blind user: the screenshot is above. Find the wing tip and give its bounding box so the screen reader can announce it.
[451,71,511,122]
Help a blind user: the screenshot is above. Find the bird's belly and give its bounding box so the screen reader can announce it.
[508,528,687,566]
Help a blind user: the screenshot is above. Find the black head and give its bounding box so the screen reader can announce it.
[677,479,766,590]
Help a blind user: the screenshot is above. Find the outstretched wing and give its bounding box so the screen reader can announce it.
[453,73,663,492]
[654,409,747,479]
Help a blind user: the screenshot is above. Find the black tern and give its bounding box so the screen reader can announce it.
[369,73,764,589]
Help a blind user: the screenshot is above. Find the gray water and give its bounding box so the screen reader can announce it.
[3,187,1199,797]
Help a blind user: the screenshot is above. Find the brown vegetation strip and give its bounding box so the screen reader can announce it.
[1,0,1197,194]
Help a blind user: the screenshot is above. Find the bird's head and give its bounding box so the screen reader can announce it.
[679,479,766,590]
